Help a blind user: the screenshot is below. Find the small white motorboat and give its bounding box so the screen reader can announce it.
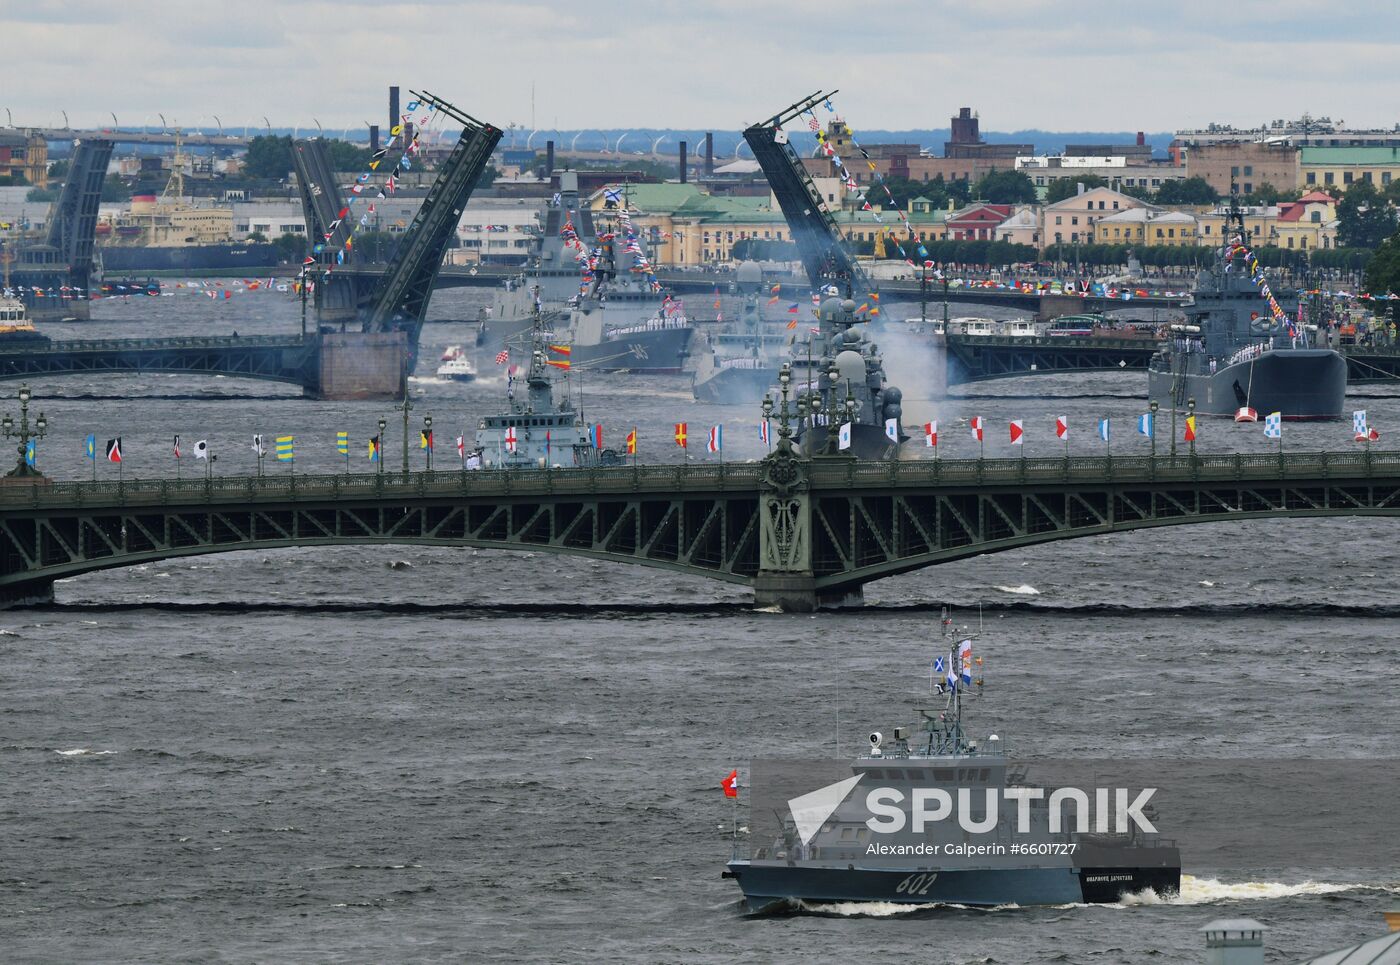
[436,356,478,381]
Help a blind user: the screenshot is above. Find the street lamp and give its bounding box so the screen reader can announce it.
[377,417,387,475]
[398,394,414,475]
[1149,399,1159,461]
[423,413,433,471]
[1,383,47,477]
[1187,397,1197,459]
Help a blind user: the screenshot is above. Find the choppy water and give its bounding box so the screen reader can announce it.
[2,286,1398,963]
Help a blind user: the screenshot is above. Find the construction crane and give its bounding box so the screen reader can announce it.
[743,90,870,295]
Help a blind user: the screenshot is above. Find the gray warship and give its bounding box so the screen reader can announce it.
[564,198,693,374]
[1147,202,1346,420]
[482,173,694,374]
[724,613,1181,913]
[469,308,620,470]
[479,173,595,352]
[691,262,788,403]
[791,293,905,460]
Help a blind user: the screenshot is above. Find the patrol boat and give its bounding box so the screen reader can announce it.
[724,613,1181,912]
[469,309,620,470]
[1147,201,1345,419]
[791,294,904,460]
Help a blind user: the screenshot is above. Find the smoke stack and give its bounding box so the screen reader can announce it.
[369,125,380,152]
[389,86,400,130]
[679,140,688,183]
[546,140,555,175]
[1137,131,1145,146]
[704,132,714,177]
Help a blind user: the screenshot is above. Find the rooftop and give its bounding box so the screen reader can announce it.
[1299,147,1400,164]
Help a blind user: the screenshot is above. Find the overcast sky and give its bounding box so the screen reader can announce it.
[6,0,1399,135]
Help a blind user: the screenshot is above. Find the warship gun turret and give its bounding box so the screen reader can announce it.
[1147,200,1345,419]
[791,294,904,460]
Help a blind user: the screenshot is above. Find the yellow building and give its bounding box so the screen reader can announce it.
[1091,207,1198,247]
[0,131,48,187]
[1299,147,1400,192]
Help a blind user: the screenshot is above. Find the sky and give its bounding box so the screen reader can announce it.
[4,0,1400,136]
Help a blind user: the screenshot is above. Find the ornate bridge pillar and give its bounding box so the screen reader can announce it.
[753,444,861,611]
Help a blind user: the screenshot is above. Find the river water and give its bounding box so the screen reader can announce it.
[2,285,1397,963]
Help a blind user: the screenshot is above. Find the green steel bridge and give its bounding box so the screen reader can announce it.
[3,446,1400,610]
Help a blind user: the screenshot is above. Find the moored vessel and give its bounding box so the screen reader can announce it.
[724,611,1181,913]
[1147,201,1345,420]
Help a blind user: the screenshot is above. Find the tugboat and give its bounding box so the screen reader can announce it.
[724,612,1181,912]
[1147,199,1346,419]
[435,354,478,382]
[791,293,904,460]
[469,308,621,469]
[692,261,787,403]
[0,297,50,346]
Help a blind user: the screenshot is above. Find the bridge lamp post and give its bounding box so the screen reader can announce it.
[1,383,47,478]
[1149,400,1159,461]
[377,417,387,476]
[423,414,433,471]
[398,395,413,476]
[1187,397,1197,460]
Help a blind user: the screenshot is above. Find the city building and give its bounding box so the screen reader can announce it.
[1040,186,1150,246]
[0,131,48,188]
[1184,141,1299,197]
[1298,147,1400,191]
[993,206,1040,246]
[945,203,1013,241]
[1016,153,1183,197]
[1091,206,1198,247]
[1274,191,1339,251]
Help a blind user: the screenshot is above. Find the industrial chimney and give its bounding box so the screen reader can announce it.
[546,140,555,175]
[369,125,380,152]
[704,132,714,177]
[679,140,688,183]
[389,86,400,131]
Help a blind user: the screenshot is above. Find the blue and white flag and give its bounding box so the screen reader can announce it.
[1137,413,1154,438]
[1263,411,1282,439]
[24,438,35,467]
[884,417,899,442]
[933,656,945,675]
[604,188,622,205]
[838,422,852,451]
[1098,418,1111,442]
[1354,410,1368,436]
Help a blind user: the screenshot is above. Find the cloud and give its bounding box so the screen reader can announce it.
[3,0,1398,133]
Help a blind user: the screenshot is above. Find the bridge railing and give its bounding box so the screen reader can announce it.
[7,335,311,355]
[812,449,1400,488]
[0,462,767,509]
[0,449,1395,510]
